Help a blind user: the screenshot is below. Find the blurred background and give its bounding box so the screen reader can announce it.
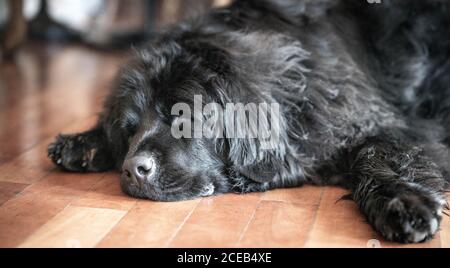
[0,0,232,56]
[0,0,234,167]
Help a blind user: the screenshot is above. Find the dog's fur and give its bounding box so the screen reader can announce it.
[48,0,450,244]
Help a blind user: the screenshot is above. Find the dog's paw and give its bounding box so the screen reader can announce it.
[48,135,66,167]
[48,134,92,172]
[379,195,444,244]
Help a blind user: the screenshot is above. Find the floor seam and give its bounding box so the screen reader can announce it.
[93,208,130,248]
[235,198,262,247]
[165,199,201,248]
[303,187,326,248]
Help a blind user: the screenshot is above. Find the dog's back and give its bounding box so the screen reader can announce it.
[248,0,450,137]
[215,0,450,175]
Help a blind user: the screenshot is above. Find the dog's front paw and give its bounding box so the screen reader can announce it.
[48,134,91,172]
[48,135,66,167]
[379,195,444,243]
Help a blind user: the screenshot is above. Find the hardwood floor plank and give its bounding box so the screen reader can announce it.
[237,201,317,248]
[0,190,75,247]
[0,116,98,185]
[71,172,137,211]
[18,206,126,248]
[0,182,29,206]
[169,193,262,248]
[262,186,323,206]
[21,171,106,198]
[97,199,200,248]
[0,172,104,247]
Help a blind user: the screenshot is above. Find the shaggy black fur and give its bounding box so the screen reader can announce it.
[48,0,450,244]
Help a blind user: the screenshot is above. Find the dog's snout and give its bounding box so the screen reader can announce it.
[122,155,155,184]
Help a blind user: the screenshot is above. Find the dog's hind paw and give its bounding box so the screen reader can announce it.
[379,195,444,244]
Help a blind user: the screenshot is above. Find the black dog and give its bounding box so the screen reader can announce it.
[48,0,450,244]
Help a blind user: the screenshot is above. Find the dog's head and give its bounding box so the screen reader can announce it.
[105,31,309,201]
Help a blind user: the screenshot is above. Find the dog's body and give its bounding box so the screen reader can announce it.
[48,0,450,244]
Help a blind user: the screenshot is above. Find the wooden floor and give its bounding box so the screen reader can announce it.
[0,42,449,248]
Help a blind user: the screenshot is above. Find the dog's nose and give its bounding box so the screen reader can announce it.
[122,155,155,184]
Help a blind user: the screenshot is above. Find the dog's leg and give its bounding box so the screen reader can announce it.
[48,128,115,172]
[344,132,448,243]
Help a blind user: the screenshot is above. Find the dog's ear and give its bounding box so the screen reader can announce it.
[220,100,286,184]
[204,32,310,184]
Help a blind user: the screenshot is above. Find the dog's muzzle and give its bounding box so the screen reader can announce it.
[121,153,156,188]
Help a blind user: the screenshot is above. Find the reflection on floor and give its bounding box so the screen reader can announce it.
[0,42,448,248]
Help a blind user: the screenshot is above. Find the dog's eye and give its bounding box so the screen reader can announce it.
[120,117,138,136]
[124,123,137,136]
[120,110,140,135]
